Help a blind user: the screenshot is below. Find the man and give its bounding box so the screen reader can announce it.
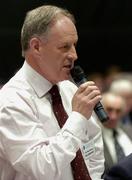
[100,92,132,176]
[109,78,132,124]
[0,5,104,180]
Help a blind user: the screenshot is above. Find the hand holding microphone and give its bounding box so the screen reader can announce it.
[71,65,109,123]
[72,80,102,120]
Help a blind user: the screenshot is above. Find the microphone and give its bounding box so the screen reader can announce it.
[71,65,109,123]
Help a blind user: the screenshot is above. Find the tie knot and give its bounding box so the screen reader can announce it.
[113,129,118,137]
[49,85,61,100]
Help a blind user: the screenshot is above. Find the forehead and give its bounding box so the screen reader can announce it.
[105,95,124,109]
[47,16,78,43]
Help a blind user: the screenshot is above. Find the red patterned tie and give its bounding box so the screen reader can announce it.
[49,85,92,180]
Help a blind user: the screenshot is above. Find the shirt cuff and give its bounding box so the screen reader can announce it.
[62,111,89,141]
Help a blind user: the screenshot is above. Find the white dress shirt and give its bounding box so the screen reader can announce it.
[0,61,104,180]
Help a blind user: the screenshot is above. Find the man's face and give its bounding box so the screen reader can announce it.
[35,16,78,84]
[103,95,125,129]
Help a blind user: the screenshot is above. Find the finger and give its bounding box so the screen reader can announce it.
[77,81,95,94]
[91,95,102,105]
[87,89,101,100]
[83,85,99,96]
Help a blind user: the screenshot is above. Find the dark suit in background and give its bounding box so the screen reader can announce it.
[104,153,132,180]
[100,92,132,178]
[102,124,132,174]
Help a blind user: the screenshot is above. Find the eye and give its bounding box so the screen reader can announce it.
[106,107,113,113]
[74,42,77,47]
[59,42,77,52]
[63,44,71,50]
[59,44,71,52]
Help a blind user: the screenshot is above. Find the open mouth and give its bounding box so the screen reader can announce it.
[64,64,72,69]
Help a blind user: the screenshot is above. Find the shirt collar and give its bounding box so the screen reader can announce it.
[22,61,53,98]
[103,126,121,137]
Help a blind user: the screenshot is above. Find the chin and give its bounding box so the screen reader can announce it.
[56,71,70,82]
[62,73,70,80]
[65,74,71,80]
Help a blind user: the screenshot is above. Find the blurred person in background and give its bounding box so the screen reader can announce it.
[100,92,132,177]
[109,78,132,125]
[104,153,132,180]
[103,65,122,92]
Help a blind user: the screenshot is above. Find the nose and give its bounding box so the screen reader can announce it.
[68,46,78,61]
[109,111,118,121]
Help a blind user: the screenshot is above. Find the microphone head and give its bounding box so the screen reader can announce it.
[71,65,87,85]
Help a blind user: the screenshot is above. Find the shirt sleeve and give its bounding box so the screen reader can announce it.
[0,94,92,180]
[85,115,105,180]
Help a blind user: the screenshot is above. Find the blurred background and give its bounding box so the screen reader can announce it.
[0,0,132,83]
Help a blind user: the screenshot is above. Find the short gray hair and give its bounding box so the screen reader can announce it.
[21,5,75,56]
[110,79,132,94]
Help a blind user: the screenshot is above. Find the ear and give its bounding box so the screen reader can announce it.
[29,37,42,55]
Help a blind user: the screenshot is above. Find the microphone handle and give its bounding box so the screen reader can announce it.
[71,70,109,123]
[94,101,109,123]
